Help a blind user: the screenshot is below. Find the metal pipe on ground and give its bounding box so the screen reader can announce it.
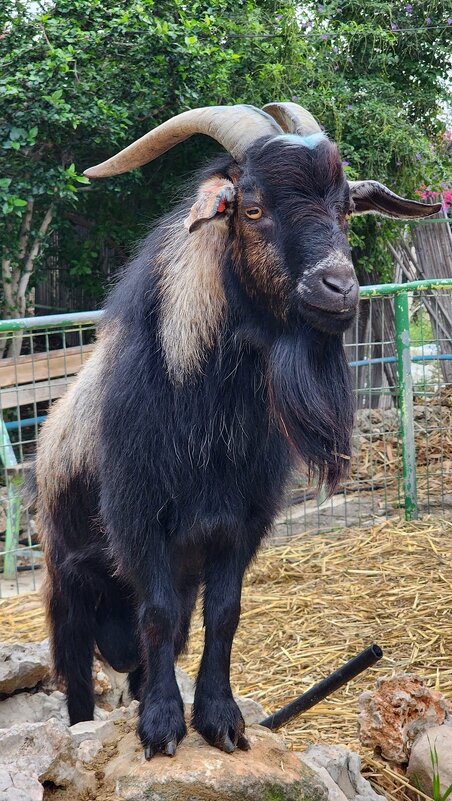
[260,644,383,731]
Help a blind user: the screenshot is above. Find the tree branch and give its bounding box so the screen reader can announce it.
[17,203,54,313]
[18,199,34,262]
[1,258,14,309]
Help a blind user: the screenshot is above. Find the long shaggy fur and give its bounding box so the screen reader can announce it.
[35,136,357,756]
[269,327,354,493]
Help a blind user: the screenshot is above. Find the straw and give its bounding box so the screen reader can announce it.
[1,517,450,801]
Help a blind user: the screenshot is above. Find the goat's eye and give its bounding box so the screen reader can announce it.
[245,207,263,220]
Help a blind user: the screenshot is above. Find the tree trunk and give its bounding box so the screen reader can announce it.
[3,203,54,359]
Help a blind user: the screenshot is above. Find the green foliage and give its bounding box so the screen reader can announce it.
[412,739,452,801]
[1,0,450,311]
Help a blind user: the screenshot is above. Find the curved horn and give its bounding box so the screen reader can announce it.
[262,102,322,136]
[84,105,282,178]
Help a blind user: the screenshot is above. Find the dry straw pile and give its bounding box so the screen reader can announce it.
[1,517,451,801]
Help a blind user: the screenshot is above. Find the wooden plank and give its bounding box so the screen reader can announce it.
[0,345,95,388]
[0,376,76,411]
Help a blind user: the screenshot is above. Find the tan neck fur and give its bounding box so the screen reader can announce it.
[157,216,227,383]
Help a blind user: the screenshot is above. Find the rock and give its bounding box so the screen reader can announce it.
[77,738,103,763]
[70,717,116,745]
[299,745,386,801]
[175,667,195,704]
[358,674,450,764]
[297,758,348,801]
[8,773,43,801]
[236,696,266,725]
[0,691,69,728]
[0,718,77,788]
[93,658,114,695]
[109,701,140,723]
[0,774,12,793]
[407,725,452,797]
[105,724,327,801]
[0,642,50,695]
[1,790,39,801]
[0,688,109,728]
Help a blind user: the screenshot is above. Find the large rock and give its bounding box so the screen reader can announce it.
[0,690,68,728]
[0,770,43,801]
[0,718,77,788]
[0,642,50,695]
[0,689,110,728]
[407,725,452,797]
[299,745,386,801]
[105,724,328,801]
[358,674,450,764]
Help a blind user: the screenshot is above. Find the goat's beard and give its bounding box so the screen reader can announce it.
[268,326,354,495]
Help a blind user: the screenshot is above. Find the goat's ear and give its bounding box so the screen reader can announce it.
[348,180,442,219]
[184,176,236,233]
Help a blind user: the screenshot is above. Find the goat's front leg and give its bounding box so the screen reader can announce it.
[136,556,186,759]
[193,544,251,753]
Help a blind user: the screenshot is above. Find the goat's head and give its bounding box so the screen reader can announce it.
[85,102,440,339]
[85,104,441,492]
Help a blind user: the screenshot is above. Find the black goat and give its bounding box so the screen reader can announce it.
[34,103,439,758]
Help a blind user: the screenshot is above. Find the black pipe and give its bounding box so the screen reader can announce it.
[260,643,383,731]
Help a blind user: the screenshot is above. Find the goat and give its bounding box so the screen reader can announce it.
[34,102,439,758]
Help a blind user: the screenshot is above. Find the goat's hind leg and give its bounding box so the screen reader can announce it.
[95,576,140,674]
[44,566,96,725]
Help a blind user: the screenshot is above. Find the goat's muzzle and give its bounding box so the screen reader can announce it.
[297,254,359,332]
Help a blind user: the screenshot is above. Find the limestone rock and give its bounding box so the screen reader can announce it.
[93,659,130,708]
[109,701,140,723]
[297,759,348,801]
[105,724,328,801]
[358,674,450,763]
[299,745,387,801]
[77,738,103,763]
[0,773,12,794]
[236,696,266,725]
[0,642,50,695]
[0,691,68,728]
[6,772,43,801]
[407,725,452,797]
[0,688,109,728]
[70,717,116,745]
[175,667,195,704]
[93,658,114,695]
[0,718,76,787]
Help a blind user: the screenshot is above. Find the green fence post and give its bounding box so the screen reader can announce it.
[0,416,21,579]
[394,292,418,521]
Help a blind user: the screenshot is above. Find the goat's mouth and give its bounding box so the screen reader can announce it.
[298,299,358,333]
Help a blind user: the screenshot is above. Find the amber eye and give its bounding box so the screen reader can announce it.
[245,207,263,220]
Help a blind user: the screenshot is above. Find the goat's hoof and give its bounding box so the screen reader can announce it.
[192,695,250,754]
[144,745,154,761]
[139,696,186,759]
[143,737,177,760]
[164,739,177,757]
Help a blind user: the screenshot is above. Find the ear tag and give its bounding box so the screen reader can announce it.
[184,177,235,233]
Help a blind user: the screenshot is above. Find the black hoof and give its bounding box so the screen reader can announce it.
[192,695,249,753]
[139,696,186,759]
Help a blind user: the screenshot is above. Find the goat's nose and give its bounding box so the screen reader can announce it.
[322,273,356,297]
[321,268,359,309]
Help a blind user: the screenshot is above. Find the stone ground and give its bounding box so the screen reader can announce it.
[0,641,388,801]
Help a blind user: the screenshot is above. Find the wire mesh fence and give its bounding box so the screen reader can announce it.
[1,281,451,594]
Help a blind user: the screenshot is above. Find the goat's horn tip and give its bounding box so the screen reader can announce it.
[83,167,99,179]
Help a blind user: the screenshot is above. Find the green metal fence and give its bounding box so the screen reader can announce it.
[1,279,451,594]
